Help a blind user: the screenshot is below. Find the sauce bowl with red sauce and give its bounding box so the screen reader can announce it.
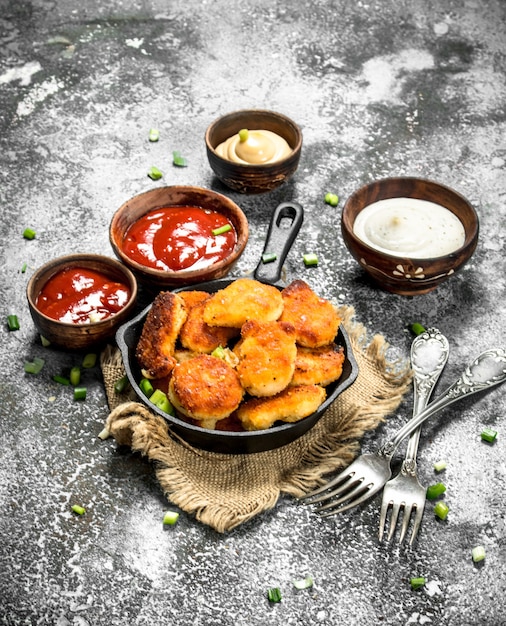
[109,186,249,288]
[27,254,138,350]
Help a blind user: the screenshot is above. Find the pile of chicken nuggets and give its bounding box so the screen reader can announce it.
[136,278,345,431]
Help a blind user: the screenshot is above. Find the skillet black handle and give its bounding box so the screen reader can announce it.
[253,201,304,284]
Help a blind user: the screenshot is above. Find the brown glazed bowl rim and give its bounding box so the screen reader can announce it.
[26,253,138,328]
[109,185,249,283]
[342,176,479,263]
[205,108,303,169]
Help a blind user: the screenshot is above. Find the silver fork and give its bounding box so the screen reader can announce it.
[378,328,449,545]
[300,348,506,517]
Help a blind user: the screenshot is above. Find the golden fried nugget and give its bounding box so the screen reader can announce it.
[203,278,284,328]
[236,319,297,397]
[237,384,326,431]
[168,354,244,421]
[280,279,341,348]
[136,291,187,379]
[291,343,345,387]
[179,300,239,353]
[178,290,211,310]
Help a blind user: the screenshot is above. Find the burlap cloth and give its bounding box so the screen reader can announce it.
[99,306,412,533]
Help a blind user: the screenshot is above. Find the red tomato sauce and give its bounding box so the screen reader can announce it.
[36,267,131,324]
[121,206,237,272]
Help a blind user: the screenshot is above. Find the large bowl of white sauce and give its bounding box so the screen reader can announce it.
[341,177,479,295]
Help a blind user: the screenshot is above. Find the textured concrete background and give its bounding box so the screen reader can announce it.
[1,0,506,624]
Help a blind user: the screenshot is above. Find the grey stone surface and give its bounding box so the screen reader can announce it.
[1,0,506,624]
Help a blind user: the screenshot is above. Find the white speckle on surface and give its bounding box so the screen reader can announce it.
[425,579,442,597]
[126,37,144,48]
[16,77,64,117]
[491,156,505,168]
[0,61,42,86]
[433,21,450,36]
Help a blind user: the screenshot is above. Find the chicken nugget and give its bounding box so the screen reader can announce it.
[291,343,345,387]
[280,279,341,348]
[179,300,239,353]
[178,290,211,310]
[236,319,297,396]
[168,354,243,422]
[237,384,326,431]
[203,278,284,328]
[136,291,187,379]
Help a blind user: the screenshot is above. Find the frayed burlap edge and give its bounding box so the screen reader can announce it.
[99,306,412,533]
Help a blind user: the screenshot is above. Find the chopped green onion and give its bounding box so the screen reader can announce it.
[433,460,447,472]
[163,510,180,526]
[24,357,45,375]
[140,377,154,397]
[82,353,97,369]
[238,128,249,142]
[262,252,277,264]
[212,224,232,236]
[114,375,130,394]
[148,128,160,142]
[472,545,486,563]
[40,335,51,347]
[70,366,81,386]
[324,192,339,207]
[211,345,226,360]
[267,587,282,603]
[23,228,36,240]
[434,501,449,520]
[21,262,27,273]
[53,374,70,385]
[150,388,174,414]
[71,504,86,515]
[303,253,318,267]
[74,386,87,400]
[98,427,110,440]
[293,576,314,590]
[410,322,426,336]
[172,151,187,167]
[410,576,426,590]
[148,166,163,180]
[480,428,497,443]
[7,314,20,331]
[426,482,446,500]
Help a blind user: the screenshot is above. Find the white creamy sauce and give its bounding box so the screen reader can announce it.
[353,197,466,258]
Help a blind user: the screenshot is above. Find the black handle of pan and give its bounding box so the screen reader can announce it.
[253,201,304,284]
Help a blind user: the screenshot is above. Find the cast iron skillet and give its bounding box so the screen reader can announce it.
[116,202,359,454]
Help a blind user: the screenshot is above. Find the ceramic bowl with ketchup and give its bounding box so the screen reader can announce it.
[341,177,479,296]
[26,254,138,350]
[205,109,302,194]
[109,186,249,288]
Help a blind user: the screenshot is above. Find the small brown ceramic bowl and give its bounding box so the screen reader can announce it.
[109,186,249,288]
[26,254,138,350]
[205,109,302,194]
[341,177,479,296]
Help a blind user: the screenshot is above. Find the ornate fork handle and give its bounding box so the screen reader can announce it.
[379,348,506,459]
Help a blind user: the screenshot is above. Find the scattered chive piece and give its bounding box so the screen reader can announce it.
[472,545,486,563]
[148,166,163,180]
[410,576,426,590]
[23,228,36,240]
[140,377,154,397]
[40,335,51,347]
[303,253,318,267]
[410,322,426,336]
[212,345,226,360]
[74,386,87,400]
[53,374,70,385]
[433,460,447,472]
[293,576,314,590]
[97,427,110,440]
[481,428,497,443]
[24,357,45,375]
[426,482,446,500]
[267,587,282,603]
[82,353,97,369]
[150,389,174,414]
[172,151,187,167]
[212,224,232,236]
[148,128,160,142]
[71,504,86,515]
[114,375,130,394]
[70,366,81,387]
[434,501,449,520]
[21,262,27,273]
[7,314,20,331]
[163,510,180,526]
[262,252,277,264]
[324,192,339,207]
[238,128,249,142]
